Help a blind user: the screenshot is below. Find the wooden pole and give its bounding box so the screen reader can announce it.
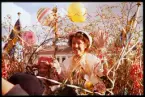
[52,6,58,59]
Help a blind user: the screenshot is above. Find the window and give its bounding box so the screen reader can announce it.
[62,56,66,62]
[57,57,60,62]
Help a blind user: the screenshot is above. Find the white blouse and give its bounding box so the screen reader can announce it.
[61,53,104,85]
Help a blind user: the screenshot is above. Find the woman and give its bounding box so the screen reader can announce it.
[61,30,106,95]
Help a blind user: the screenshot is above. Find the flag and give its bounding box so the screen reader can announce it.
[3,18,21,57]
[120,2,141,45]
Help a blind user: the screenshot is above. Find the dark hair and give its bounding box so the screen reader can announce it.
[68,31,90,48]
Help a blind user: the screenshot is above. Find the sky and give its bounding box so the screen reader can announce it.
[2,2,143,26]
[14,2,70,25]
[2,2,143,47]
[13,2,116,23]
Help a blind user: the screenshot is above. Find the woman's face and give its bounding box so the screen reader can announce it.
[71,37,87,57]
[38,62,50,77]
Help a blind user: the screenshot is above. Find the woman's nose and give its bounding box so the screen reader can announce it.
[74,43,78,47]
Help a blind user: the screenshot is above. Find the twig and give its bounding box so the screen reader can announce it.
[36,76,104,95]
[123,38,141,57]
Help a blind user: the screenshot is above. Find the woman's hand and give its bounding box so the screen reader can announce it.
[94,31,108,49]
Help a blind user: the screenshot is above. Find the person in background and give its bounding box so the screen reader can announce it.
[2,71,47,96]
[2,77,28,95]
[34,56,61,95]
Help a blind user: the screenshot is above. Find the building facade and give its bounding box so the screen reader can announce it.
[36,45,72,65]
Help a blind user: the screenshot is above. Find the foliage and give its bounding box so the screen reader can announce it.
[2,2,143,95]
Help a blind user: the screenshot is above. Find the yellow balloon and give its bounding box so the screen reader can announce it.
[68,3,86,22]
[70,15,86,22]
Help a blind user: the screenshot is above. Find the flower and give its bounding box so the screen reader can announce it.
[93,82,106,94]
[84,81,94,90]
[128,64,143,95]
[129,64,143,81]
[131,80,143,95]
[133,81,141,88]
[21,31,36,46]
[2,64,9,79]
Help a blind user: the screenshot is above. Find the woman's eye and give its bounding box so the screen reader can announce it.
[72,42,76,45]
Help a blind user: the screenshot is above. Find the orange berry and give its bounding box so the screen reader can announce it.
[84,81,94,90]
